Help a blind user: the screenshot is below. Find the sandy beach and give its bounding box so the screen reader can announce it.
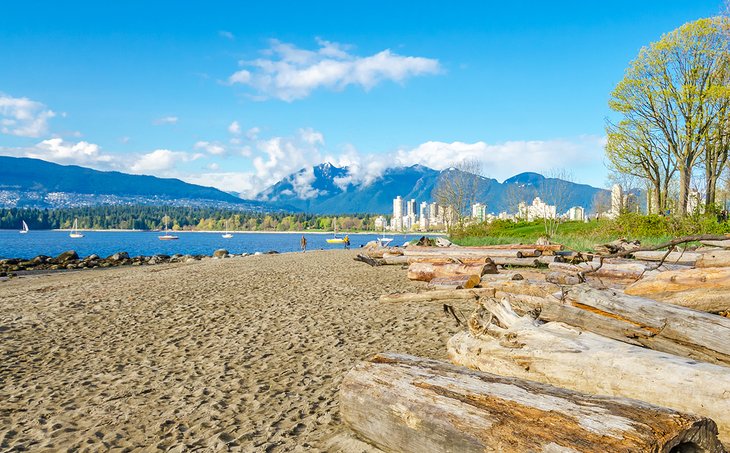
[0,250,467,451]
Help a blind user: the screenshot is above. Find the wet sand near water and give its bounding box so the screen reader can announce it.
[0,250,467,451]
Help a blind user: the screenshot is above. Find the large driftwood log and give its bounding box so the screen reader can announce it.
[381,254,410,265]
[544,285,730,366]
[379,288,496,303]
[549,261,647,280]
[448,299,730,445]
[701,239,730,249]
[624,267,730,313]
[404,246,541,258]
[428,274,481,289]
[493,257,542,267]
[341,353,726,453]
[697,250,730,268]
[407,261,496,282]
[632,250,701,265]
[407,256,490,265]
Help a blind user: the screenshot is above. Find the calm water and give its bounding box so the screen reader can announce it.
[0,230,424,259]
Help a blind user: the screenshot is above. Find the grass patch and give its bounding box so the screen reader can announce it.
[451,214,730,251]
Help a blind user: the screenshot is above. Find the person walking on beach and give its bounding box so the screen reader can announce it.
[300,235,307,253]
[344,235,350,250]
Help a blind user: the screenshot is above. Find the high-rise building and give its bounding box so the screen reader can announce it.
[429,202,439,225]
[471,203,486,221]
[611,184,623,217]
[419,202,430,231]
[392,196,404,230]
[406,199,417,218]
[567,206,585,221]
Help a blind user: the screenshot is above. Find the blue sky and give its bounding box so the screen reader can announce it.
[0,1,723,197]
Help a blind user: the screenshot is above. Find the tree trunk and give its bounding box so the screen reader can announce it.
[407,262,497,282]
[379,288,495,303]
[632,250,700,265]
[342,353,727,453]
[428,274,481,289]
[697,251,730,267]
[447,299,730,445]
[548,285,730,365]
[678,164,692,216]
[624,267,730,312]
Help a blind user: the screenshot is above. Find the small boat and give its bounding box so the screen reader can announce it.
[377,231,393,247]
[69,218,84,238]
[158,217,178,240]
[326,218,345,244]
[222,221,233,239]
[19,220,29,234]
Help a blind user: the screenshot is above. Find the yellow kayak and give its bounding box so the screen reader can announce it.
[326,238,346,244]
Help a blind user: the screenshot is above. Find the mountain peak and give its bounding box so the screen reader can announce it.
[503,172,545,186]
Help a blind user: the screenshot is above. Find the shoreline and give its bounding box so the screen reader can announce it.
[42,229,447,235]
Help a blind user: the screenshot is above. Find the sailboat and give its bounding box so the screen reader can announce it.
[158,217,179,240]
[377,225,393,247]
[69,218,84,238]
[222,220,233,239]
[19,220,29,234]
[326,218,346,244]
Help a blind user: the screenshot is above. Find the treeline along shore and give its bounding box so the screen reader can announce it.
[0,206,386,232]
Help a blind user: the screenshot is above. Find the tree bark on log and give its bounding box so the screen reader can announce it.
[341,352,726,453]
[379,288,495,303]
[404,246,540,258]
[381,255,410,265]
[632,251,701,265]
[428,274,481,289]
[407,262,497,282]
[697,250,730,268]
[544,285,730,366]
[447,299,730,445]
[624,267,730,313]
[549,261,647,280]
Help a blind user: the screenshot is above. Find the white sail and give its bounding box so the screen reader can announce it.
[19,220,29,234]
[70,219,84,238]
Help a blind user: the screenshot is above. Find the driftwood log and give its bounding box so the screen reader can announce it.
[466,243,564,252]
[354,254,382,267]
[404,246,541,258]
[407,261,497,282]
[448,299,730,445]
[624,267,730,313]
[632,250,701,265]
[549,261,647,280]
[697,250,730,268]
[701,239,730,249]
[379,288,496,303]
[428,274,481,289]
[544,285,730,366]
[341,353,726,453]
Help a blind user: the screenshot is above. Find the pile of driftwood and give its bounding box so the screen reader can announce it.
[343,235,730,452]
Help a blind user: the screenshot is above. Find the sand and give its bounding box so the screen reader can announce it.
[0,250,468,451]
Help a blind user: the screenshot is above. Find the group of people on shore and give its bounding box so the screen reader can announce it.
[299,235,350,252]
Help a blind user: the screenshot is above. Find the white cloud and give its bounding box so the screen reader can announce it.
[194,140,226,155]
[153,116,179,125]
[0,93,56,137]
[227,39,441,101]
[246,127,260,140]
[228,120,241,135]
[130,149,193,173]
[393,136,607,184]
[219,30,235,40]
[22,138,116,167]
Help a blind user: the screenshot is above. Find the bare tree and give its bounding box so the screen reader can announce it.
[432,159,484,231]
[536,169,574,237]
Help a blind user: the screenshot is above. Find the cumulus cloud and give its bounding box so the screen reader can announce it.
[21,138,114,167]
[393,136,606,183]
[228,120,241,135]
[0,93,56,137]
[227,38,441,101]
[153,116,179,125]
[194,140,226,155]
[130,149,195,173]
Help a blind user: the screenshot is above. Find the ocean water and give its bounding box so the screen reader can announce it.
[0,230,425,260]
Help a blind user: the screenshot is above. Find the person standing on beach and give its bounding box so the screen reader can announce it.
[300,235,307,253]
[344,235,350,250]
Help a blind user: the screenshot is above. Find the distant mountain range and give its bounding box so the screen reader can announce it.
[0,156,267,210]
[259,162,609,214]
[0,156,610,214]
